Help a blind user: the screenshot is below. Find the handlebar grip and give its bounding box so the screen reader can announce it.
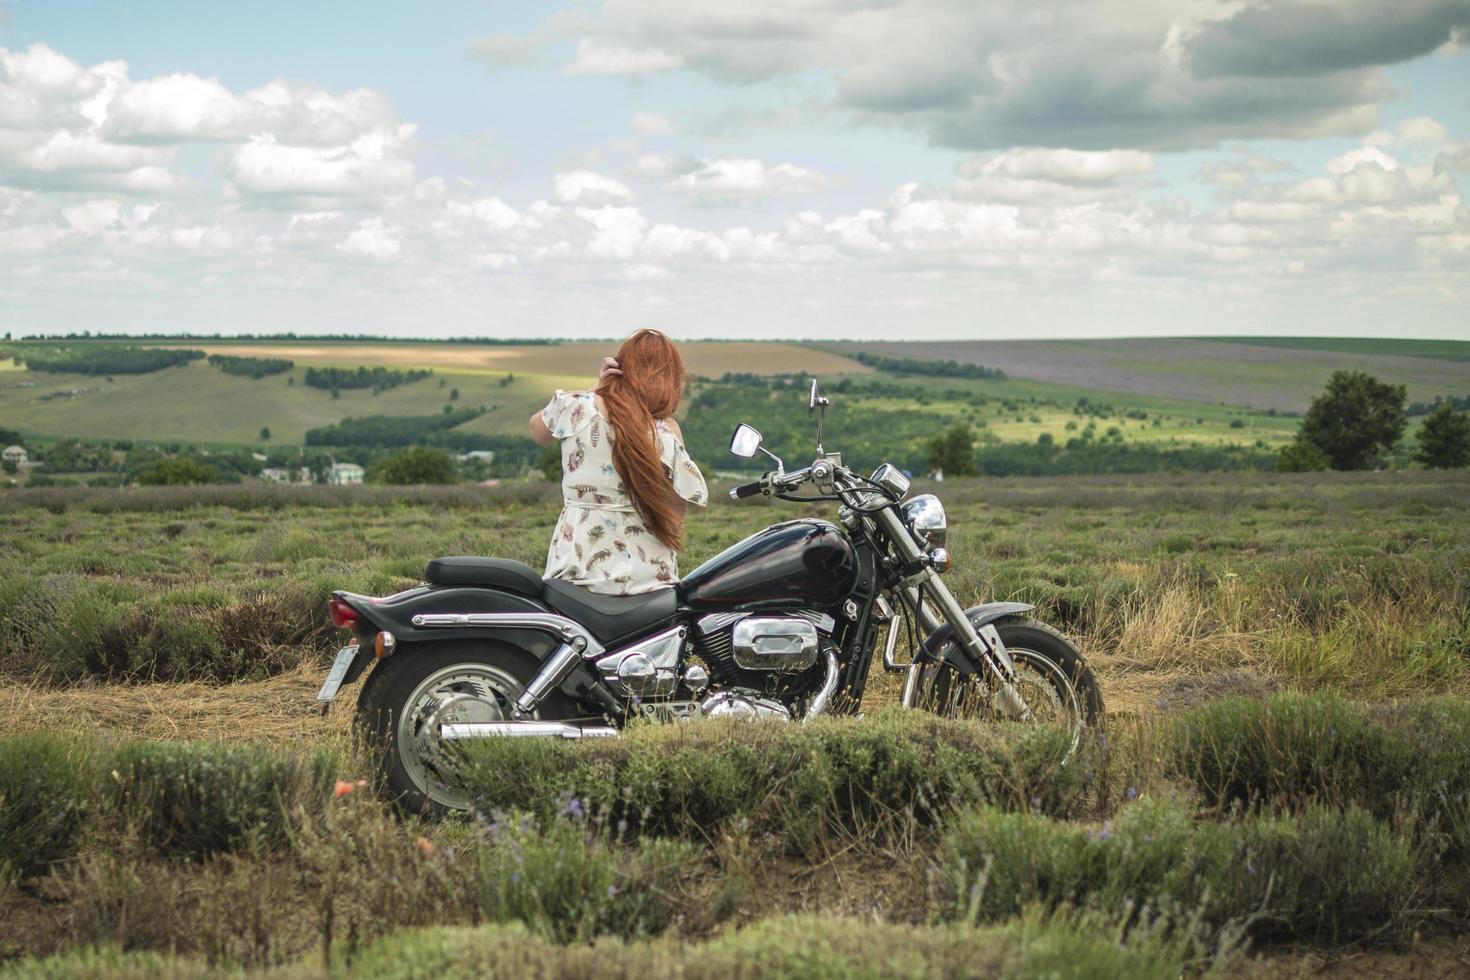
[729,480,765,499]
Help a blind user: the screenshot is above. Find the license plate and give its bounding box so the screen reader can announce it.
[315,645,361,703]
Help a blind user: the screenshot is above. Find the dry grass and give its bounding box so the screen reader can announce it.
[0,662,353,746]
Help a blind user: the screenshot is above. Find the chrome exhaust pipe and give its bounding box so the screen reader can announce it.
[803,647,841,720]
[439,721,619,741]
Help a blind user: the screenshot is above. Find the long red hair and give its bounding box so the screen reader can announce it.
[597,330,687,551]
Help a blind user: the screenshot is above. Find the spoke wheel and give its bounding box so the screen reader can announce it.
[915,617,1102,756]
[357,641,578,815]
[398,663,525,811]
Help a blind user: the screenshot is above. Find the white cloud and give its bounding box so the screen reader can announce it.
[0,42,411,202]
[977,148,1155,185]
[61,199,121,234]
[565,39,683,76]
[223,126,416,201]
[516,0,1470,150]
[552,169,635,206]
[663,157,829,203]
[336,217,401,260]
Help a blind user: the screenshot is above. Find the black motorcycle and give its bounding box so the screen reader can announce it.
[317,379,1102,812]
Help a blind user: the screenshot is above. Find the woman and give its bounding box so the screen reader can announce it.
[529,329,707,595]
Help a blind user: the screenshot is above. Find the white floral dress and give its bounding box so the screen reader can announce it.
[541,390,708,595]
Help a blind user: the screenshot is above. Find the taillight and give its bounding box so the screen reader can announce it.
[328,598,360,630]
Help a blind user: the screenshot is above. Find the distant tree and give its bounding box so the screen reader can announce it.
[2,459,16,475]
[1277,437,1329,473]
[450,387,459,401]
[1298,371,1406,470]
[926,424,976,477]
[1414,403,1470,469]
[1037,432,1054,446]
[287,375,295,387]
[330,387,340,400]
[539,443,562,482]
[259,426,271,441]
[371,446,455,485]
[135,457,218,485]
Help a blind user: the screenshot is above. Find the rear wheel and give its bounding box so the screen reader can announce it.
[356,640,578,814]
[914,617,1102,751]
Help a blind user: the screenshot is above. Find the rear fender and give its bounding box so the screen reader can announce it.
[917,602,1035,676]
[336,586,620,716]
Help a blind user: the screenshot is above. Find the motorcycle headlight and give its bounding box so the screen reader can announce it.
[901,493,947,549]
[869,463,910,501]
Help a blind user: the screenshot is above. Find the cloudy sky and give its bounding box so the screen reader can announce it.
[1,1,1468,341]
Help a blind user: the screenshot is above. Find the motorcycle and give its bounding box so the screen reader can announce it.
[316,378,1102,812]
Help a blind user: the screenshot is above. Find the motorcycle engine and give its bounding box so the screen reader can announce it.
[692,611,835,694]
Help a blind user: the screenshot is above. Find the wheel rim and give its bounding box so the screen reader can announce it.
[920,646,1085,752]
[397,663,527,810]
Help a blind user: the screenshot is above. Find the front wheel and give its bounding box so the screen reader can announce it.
[913,617,1103,749]
[356,640,578,814]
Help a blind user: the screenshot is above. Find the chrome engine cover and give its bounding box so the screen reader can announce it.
[731,617,819,671]
[595,625,686,697]
[699,689,793,720]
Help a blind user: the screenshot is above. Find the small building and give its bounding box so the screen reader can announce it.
[456,450,496,464]
[329,462,365,485]
[2,445,27,467]
[260,466,291,483]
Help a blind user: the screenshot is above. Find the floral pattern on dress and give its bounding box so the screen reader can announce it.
[541,389,708,595]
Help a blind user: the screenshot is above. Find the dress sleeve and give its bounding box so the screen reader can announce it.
[540,390,592,439]
[658,421,708,507]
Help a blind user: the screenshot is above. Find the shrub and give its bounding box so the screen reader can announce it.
[110,741,336,859]
[370,446,455,485]
[467,815,701,943]
[1165,692,1408,814]
[459,712,1089,854]
[932,798,1418,943]
[134,457,219,486]
[1165,694,1470,852]
[0,734,97,882]
[0,911,1225,979]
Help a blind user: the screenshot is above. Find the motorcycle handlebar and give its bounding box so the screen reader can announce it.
[729,479,766,499]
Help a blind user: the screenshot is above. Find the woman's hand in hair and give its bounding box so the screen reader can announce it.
[598,357,622,384]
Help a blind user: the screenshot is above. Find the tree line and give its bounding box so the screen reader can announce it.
[302,366,432,391]
[855,351,1007,381]
[4,345,204,375]
[207,354,293,378]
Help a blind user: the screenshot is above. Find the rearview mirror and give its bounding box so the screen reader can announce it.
[729,423,763,458]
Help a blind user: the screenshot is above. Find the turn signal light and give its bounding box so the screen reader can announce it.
[328,598,360,630]
[374,630,397,659]
[929,548,953,574]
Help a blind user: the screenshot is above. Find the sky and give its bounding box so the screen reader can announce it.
[1,0,1468,342]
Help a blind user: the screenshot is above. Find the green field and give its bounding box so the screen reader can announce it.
[2,471,1469,975]
[823,338,1470,413]
[1203,336,1470,362]
[6,337,1465,458]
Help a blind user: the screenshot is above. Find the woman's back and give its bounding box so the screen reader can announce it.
[540,388,707,594]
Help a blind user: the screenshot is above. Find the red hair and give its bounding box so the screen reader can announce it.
[596,330,686,551]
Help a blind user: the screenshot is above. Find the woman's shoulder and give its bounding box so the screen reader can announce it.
[542,390,599,438]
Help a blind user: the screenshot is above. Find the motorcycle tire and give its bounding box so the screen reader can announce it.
[915,615,1103,738]
[356,639,578,815]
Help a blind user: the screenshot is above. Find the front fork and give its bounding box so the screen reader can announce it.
[873,506,1032,721]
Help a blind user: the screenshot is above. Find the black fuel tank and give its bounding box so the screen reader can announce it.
[678,519,858,611]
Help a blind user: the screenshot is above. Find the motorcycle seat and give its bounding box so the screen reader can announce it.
[424,556,544,598]
[540,578,679,645]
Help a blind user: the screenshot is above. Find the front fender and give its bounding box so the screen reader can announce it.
[917,601,1034,676]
